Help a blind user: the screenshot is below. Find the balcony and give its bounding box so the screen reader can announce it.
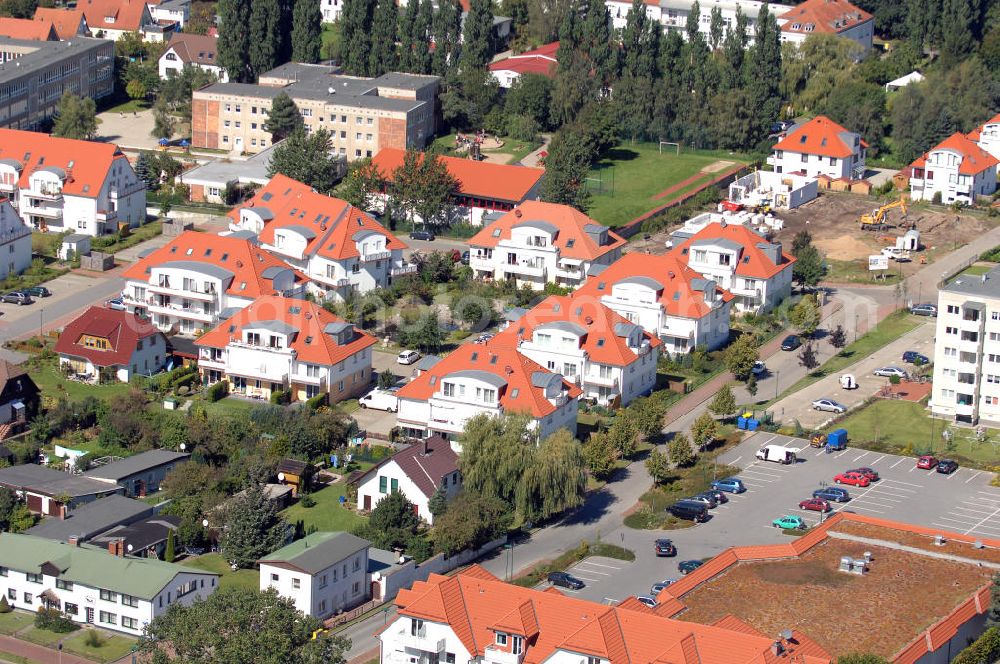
[146,302,215,323]
[361,250,392,262]
[110,182,147,199]
[503,261,545,277]
[96,209,117,223]
[27,187,62,201]
[554,264,583,280]
[397,629,445,654]
[470,255,493,272]
[290,373,326,387]
[149,282,218,301]
[22,200,62,218]
[484,646,524,664]
[228,339,295,355]
[391,264,418,277]
[586,375,619,388]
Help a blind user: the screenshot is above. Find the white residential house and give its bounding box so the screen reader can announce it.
[971,113,1000,172]
[0,533,218,636]
[157,33,226,82]
[55,307,167,382]
[0,129,146,237]
[907,133,998,205]
[320,0,343,22]
[769,115,867,181]
[776,0,873,51]
[487,41,558,88]
[78,0,161,41]
[258,532,370,619]
[0,198,32,281]
[147,0,189,28]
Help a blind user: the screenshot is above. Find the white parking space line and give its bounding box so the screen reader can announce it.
[835,450,851,458]
[572,569,610,577]
[845,504,885,513]
[947,471,961,480]
[927,469,937,476]
[890,458,906,469]
[951,506,998,516]
[880,478,923,488]
[965,507,1000,535]
[860,494,904,503]
[870,455,887,465]
[853,452,871,462]
[936,516,978,526]
[740,476,777,484]
[730,456,742,466]
[966,472,984,484]
[848,499,899,509]
[566,573,603,581]
[580,562,621,570]
[933,522,965,530]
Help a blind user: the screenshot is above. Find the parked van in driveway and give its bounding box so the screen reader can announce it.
[359,388,399,412]
[756,444,797,464]
[667,499,709,523]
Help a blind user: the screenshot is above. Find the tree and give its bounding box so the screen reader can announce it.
[341,0,375,75]
[708,384,737,421]
[517,428,586,522]
[460,0,495,71]
[505,73,553,130]
[708,6,723,50]
[798,343,819,372]
[645,446,671,483]
[744,2,782,144]
[139,587,351,664]
[668,433,696,467]
[988,573,1000,626]
[390,150,459,227]
[338,159,383,213]
[219,484,289,568]
[629,395,668,440]
[355,489,421,549]
[427,486,448,518]
[939,0,973,68]
[431,0,462,77]
[164,528,176,562]
[793,244,826,287]
[724,333,759,381]
[402,311,443,353]
[789,295,821,337]
[413,0,434,74]
[268,127,342,193]
[249,0,282,78]
[829,325,847,351]
[605,416,639,458]
[152,99,176,140]
[540,126,591,210]
[582,432,618,480]
[0,486,16,531]
[458,413,534,509]
[690,411,718,451]
[434,492,511,554]
[217,0,251,82]
[369,0,399,76]
[125,78,147,101]
[746,373,758,398]
[791,230,812,254]
[7,504,35,533]
[291,0,323,63]
[52,93,97,140]
[398,0,418,71]
[264,93,303,142]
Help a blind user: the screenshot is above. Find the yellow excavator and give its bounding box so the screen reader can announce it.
[859,197,908,231]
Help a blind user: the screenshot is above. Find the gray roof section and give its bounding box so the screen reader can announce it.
[447,369,507,389]
[63,233,89,244]
[260,266,288,279]
[0,37,110,87]
[158,260,235,281]
[503,307,528,323]
[0,158,22,170]
[261,62,339,82]
[245,320,298,335]
[35,166,66,179]
[942,267,1000,298]
[583,224,608,233]
[531,371,561,390]
[374,72,441,91]
[352,229,380,241]
[180,143,276,188]
[83,451,190,482]
[614,322,641,338]
[324,321,353,335]
[514,220,559,235]
[536,320,587,336]
[26,496,152,542]
[691,237,743,252]
[415,354,441,370]
[251,207,274,221]
[616,275,663,291]
[228,230,259,241]
[283,225,317,240]
[259,531,370,575]
[0,465,121,498]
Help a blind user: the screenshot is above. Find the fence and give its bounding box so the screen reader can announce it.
[324,598,384,628]
[372,536,508,603]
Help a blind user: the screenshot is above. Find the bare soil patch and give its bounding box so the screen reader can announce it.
[701,159,736,174]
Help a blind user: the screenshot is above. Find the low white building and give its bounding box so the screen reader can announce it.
[158,32,226,82]
[907,132,998,205]
[55,307,167,382]
[768,115,867,181]
[147,0,189,28]
[0,198,32,281]
[885,71,924,92]
[0,532,218,636]
[0,129,146,237]
[258,532,370,620]
[728,169,817,210]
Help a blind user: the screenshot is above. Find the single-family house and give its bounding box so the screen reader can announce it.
[89,514,181,559]
[55,307,167,383]
[0,359,38,429]
[77,0,163,41]
[776,0,873,52]
[769,115,867,181]
[488,41,558,88]
[967,112,1000,174]
[0,17,58,41]
[83,450,190,498]
[157,32,225,81]
[0,464,123,515]
[907,133,999,205]
[146,0,189,29]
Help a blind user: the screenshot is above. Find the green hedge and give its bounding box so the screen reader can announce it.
[206,381,228,402]
[305,393,328,410]
[953,626,1000,664]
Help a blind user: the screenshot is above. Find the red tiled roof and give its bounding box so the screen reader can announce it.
[575,253,735,320]
[469,201,625,262]
[163,32,219,67]
[195,295,375,366]
[371,148,544,204]
[908,132,999,176]
[78,0,149,32]
[54,306,162,368]
[772,115,866,159]
[778,0,872,35]
[231,174,407,261]
[0,129,129,198]
[0,17,56,40]
[32,8,87,39]
[497,294,660,367]
[673,222,796,280]
[488,41,559,78]
[121,231,306,299]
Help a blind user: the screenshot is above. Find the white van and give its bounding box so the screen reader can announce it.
[359,388,399,412]
[756,444,797,464]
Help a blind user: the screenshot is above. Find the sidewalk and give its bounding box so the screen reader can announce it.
[0,634,95,664]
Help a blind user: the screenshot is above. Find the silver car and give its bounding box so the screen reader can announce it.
[811,398,847,413]
[910,303,937,317]
[874,366,908,379]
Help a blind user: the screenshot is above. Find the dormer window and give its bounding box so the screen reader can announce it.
[247,332,261,345]
[495,632,508,646]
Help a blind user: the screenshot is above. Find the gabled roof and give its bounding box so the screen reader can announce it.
[0,464,121,499]
[674,222,796,280]
[195,296,376,365]
[77,0,151,32]
[772,115,867,159]
[371,148,544,204]
[488,41,559,78]
[968,112,1000,141]
[395,340,581,419]
[32,8,87,39]
[498,294,660,367]
[575,253,735,320]
[83,450,189,482]
[0,129,129,199]
[0,358,35,394]
[909,132,1000,176]
[162,32,219,67]
[54,306,163,369]
[230,174,407,262]
[357,435,459,500]
[121,231,305,299]
[0,17,57,40]
[26,495,152,541]
[777,0,872,36]
[469,201,625,261]
[258,531,369,575]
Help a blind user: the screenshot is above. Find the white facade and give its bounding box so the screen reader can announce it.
[58,332,165,382]
[158,50,227,82]
[382,616,475,664]
[124,265,249,336]
[356,457,461,525]
[0,200,32,281]
[778,15,873,50]
[909,144,998,205]
[684,238,792,313]
[728,169,818,210]
[769,140,865,180]
[606,0,772,35]
[320,0,342,22]
[977,117,1000,173]
[148,0,189,28]
[260,549,369,620]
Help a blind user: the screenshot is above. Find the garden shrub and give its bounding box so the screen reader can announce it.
[34,607,78,633]
[84,629,105,647]
[206,381,228,402]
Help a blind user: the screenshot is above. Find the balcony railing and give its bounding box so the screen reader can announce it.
[228,339,295,355]
[484,646,523,664]
[503,261,544,277]
[391,264,418,276]
[148,283,218,301]
[396,629,446,654]
[146,302,215,322]
[586,375,619,388]
[28,187,62,201]
[361,250,392,262]
[22,202,62,218]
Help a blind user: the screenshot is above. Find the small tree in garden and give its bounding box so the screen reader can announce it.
[708,384,737,421]
[668,434,696,467]
[164,528,176,562]
[645,447,671,484]
[829,324,847,351]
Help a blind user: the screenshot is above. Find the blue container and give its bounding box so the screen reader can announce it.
[827,428,848,450]
[737,417,747,430]
[747,418,760,431]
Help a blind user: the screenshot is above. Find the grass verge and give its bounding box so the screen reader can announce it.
[19,626,69,648]
[181,553,260,591]
[61,631,138,663]
[0,612,33,635]
[510,540,635,588]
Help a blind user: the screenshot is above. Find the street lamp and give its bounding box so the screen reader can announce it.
[774,370,779,401]
[39,308,43,339]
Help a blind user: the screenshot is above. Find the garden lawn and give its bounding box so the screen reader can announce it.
[584,143,748,227]
[181,553,260,591]
[19,626,69,647]
[197,395,263,418]
[0,611,33,635]
[28,362,135,402]
[428,133,541,165]
[280,482,365,533]
[61,631,137,664]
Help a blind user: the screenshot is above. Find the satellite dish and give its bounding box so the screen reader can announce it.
[179,443,186,451]
[126,544,133,552]
[278,472,286,482]
[202,519,209,528]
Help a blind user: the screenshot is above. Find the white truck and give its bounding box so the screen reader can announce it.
[881,246,911,262]
[756,444,797,464]
[359,388,399,412]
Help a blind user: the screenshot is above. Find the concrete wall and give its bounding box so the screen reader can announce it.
[374,536,507,602]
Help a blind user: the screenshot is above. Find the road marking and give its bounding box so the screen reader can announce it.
[966,471,984,484]
[964,507,1000,535]
[947,470,961,480]
[909,465,918,473]
[572,568,611,576]
[845,504,885,514]
[853,452,871,462]
[730,456,742,466]
[936,516,978,526]
[933,522,965,530]
[870,455,887,465]
[881,478,923,488]
[978,491,1000,497]
[849,499,899,509]
[890,458,906,469]
[951,506,998,516]
[835,449,851,458]
[566,574,601,582]
[927,469,937,476]
[577,562,621,570]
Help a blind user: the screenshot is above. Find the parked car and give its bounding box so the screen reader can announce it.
[813,487,850,503]
[358,388,399,412]
[547,572,584,589]
[397,349,421,365]
[461,250,470,265]
[474,333,493,344]
[813,487,850,502]
[409,229,435,241]
[751,360,766,376]
[1,291,32,305]
[667,500,709,523]
[24,286,50,298]
[781,334,802,351]
[874,366,908,379]
[834,471,871,487]
[650,581,674,595]
[798,498,831,513]
[711,477,746,494]
[688,493,718,509]
[916,454,939,469]
[654,539,676,557]
[937,459,959,474]
[635,595,658,608]
[849,467,880,482]
[902,350,929,364]
[677,560,704,575]
[773,515,807,530]
[701,488,729,504]
[812,398,847,413]
[106,298,126,311]
[910,303,937,317]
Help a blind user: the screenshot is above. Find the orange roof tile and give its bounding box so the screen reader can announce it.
[772,115,866,159]
[32,7,87,38]
[674,222,796,280]
[0,17,56,40]
[778,0,872,36]
[968,113,1000,142]
[371,148,544,204]
[909,132,999,176]
[78,0,150,32]
[194,296,375,366]
[489,41,559,78]
[0,129,129,198]
[121,231,306,299]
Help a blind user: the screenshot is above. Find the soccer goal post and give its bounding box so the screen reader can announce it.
[659,141,680,155]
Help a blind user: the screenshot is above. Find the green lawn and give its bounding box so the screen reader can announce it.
[20,625,71,647]
[91,220,162,257]
[196,395,263,418]
[0,611,33,635]
[825,400,1000,469]
[28,361,135,402]
[61,630,137,664]
[951,264,994,280]
[280,482,365,533]
[321,23,342,60]
[584,143,749,227]
[825,258,903,285]
[181,553,260,591]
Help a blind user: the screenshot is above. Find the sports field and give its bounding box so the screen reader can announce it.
[584,143,749,227]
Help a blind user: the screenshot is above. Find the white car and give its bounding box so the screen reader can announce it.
[874,366,908,379]
[359,388,399,412]
[751,361,766,376]
[397,350,421,365]
[811,398,847,413]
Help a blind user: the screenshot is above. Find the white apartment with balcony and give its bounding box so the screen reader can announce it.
[395,341,581,442]
[120,231,305,336]
[195,296,376,403]
[907,132,998,205]
[672,221,794,313]
[769,115,867,181]
[605,0,776,37]
[0,129,146,237]
[468,201,625,290]
[227,174,413,301]
[576,252,733,354]
[500,295,660,406]
[970,113,1000,173]
[932,267,1000,425]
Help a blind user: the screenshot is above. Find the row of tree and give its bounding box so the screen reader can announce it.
[217,0,323,82]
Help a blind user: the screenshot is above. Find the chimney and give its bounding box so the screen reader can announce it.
[107,538,125,557]
[422,439,429,456]
[67,536,79,547]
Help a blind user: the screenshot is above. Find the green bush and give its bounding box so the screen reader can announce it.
[952,626,1000,664]
[305,392,327,410]
[270,389,290,405]
[83,629,105,648]
[981,245,1000,262]
[206,380,228,402]
[0,595,10,613]
[299,494,316,508]
[34,608,78,633]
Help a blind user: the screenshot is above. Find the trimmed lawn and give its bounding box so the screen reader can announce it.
[61,631,137,664]
[280,482,365,533]
[181,553,260,591]
[20,626,70,647]
[584,143,749,227]
[28,361,135,402]
[197,396,263,418]
[0,611,34,635]
[321,23,342,59]
[91,220,162,257]
[825,258,903,285]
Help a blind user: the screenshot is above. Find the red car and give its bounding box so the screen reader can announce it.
[917,455,938,469]
[834,471,870,487]
[799,498,831,512]
[848,467,880,482]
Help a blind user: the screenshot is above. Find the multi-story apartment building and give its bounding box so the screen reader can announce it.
[467,201,624,290]
[0,199,31,281]
[673,221,794,313]
[195,296,376,403]
[500,294,660,405]
[395,340,581,442]
[120,231,305,336]
[932,267,1000,425]
[769,115,867,181]
[0,129,146,236]
[192,65,439,158]
[0,36,113,131]
[907,132,998,205]
[0,533,218,636]
[969,113,1000,172]
[227,174,412,301]
[576,252,734,354]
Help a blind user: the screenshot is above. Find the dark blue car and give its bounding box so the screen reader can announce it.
[902,350,929,364]
[813,486,850,503]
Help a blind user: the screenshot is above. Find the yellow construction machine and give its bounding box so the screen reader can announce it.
[859,197,908,231]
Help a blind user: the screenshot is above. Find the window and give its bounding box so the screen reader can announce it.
[947,305,960,314]
[64,603,78,615]
[6,589,14,600]
[319,574,328,589]
[122,616,138,630]
[26,573,41,584]
[271,573,279,582]
[443,382,455,397]
[991,332,1000,342]
[944,347,957,358]
[99,611,117,625]
[946,326,958,335]
[100,589,118,602]
[318,599,327,614]
[121,594,139,608]
[353,557,360,572]
[391,478,399,492]
[55,579,72,590]
[0,567,5,577]
[176,580,197,597]
[379,475,387,493]
[292,578,301,590]
[23,592,32,604]
[411,619,424,637]
[352,581,361,595]
[496,632,508,646]
[993,311,1000,320]
[476,387,496,404]
[988,375,1000,384]
[988,396,1000,405]
[512,636,524,655]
